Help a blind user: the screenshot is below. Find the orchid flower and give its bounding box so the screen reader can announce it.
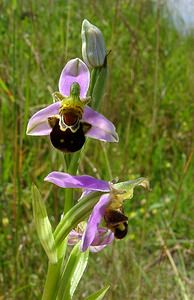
[44,172,149,251]
[26,58,118,152]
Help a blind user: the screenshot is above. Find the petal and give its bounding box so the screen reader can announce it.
[81,194,111,252]
[59,58,90,98]
[90,230,114,252]
[26,102,60,136]
[92,228,114,246]
[44,172,110,191]
[90,227,114,253]
[89,245,108,252]
[68,229,82,245]
[82,106,119,142]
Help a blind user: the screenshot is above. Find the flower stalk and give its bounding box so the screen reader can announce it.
[42,238,67,300]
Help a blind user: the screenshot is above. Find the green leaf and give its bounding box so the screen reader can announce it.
[85,285,110,300]
[57,243,89,300]
[31,185,58,264]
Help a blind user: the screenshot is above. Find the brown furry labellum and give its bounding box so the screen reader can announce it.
[104,209,128,239]
[48,114,91,153]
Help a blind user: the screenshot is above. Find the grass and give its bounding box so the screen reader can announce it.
[0,0,194,299]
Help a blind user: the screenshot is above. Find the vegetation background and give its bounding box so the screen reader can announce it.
[0,0,193,299]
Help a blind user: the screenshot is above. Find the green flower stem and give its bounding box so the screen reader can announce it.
[54,192,102,247]
[80,65,108,159]
[42,260,63,300]
[42,241,67,300]
[64,153,71,170]
[68,151,81,174]
[64,189,74,214]
[101,142,112,179]
[64,151,81,214]
[92,65,108,110]
[88,68,100,97]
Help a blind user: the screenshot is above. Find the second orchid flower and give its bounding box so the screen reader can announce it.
[45,171,149,252]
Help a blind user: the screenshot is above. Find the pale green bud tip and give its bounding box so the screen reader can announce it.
[70,82,80,98]
[81,19,106,68]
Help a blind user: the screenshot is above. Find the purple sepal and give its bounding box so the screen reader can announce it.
[26,102,60,136]
[44,172,110,192]
[83,106,119,142]
[59,58,90,98]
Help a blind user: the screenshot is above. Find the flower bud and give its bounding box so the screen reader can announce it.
[81,19,106,68]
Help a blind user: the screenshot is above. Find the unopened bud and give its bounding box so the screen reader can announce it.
[81,19,106,68]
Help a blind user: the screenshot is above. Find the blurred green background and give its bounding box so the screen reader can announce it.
[0,0,193,299]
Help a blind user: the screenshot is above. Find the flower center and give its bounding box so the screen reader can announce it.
[59,112,80,133]
[59,98,83,133]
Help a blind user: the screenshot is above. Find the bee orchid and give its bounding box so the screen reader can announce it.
[44,172,149,251]
[26,58,118,152]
